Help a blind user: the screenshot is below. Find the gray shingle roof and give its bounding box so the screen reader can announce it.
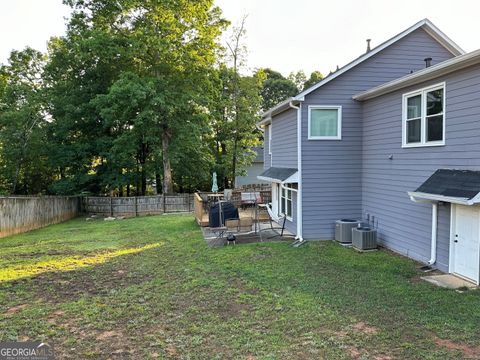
[416,169,480,200]
[258,167,297,182]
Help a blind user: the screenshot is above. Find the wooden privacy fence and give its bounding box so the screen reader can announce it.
[0,196,81,238]
[84,194,195,217]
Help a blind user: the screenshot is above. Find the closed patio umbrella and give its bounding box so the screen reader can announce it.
[211,172,218,193]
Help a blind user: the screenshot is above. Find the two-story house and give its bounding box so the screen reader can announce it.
[258,19,480,284]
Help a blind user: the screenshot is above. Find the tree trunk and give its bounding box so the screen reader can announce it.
[162,131,173,194]
[155,171,162,194]
[231,135,238,189]
[11,163,21,195]
[141,166,146,196]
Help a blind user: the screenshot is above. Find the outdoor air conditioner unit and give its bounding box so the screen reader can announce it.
[335,219,360,243]
[352,227,377,250]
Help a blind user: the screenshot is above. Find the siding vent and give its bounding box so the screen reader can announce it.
[366,39,371,53]
[424,57,432,68]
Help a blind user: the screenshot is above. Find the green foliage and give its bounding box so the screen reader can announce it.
[0,1,312,195]
[288,70,307,91]
[208,64,263,188]
[42,0,229,195]
[302,70,324,91]
[0,48,53,194]
[258,68,299,111]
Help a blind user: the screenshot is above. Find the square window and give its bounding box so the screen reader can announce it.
[309,107,341,139]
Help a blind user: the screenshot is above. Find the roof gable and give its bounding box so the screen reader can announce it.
[353,48,480,101]
[259,19,464,123]
[294,19,464,102]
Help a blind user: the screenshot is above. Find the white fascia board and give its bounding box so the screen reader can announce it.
[257,172,299,184]
[258,99,302,127]
[295,19,464,101]
[257,116,272,127]
[257,175,281,183]
[354,49,480,101]
[408,191,472,205]
[422,19,465,56]
[259,97,295,120]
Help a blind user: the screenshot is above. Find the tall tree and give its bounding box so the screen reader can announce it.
[258,68,298,111]
[288,70,307,92]
[209,66,263,189]
[52,0,227,194]
[302,70,324,91]
[0,48,50,194]
[226,15,247,189]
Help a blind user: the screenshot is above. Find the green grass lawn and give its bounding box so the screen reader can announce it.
[1,215,480,359]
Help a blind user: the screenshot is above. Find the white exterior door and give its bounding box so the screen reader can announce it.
[452,205,480,283]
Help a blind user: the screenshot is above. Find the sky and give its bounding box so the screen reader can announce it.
[1,0,480,77]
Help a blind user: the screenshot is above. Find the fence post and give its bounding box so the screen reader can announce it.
[134,196,138,217]
[110,197,113,217]
[187,193,191,212]
[85,196,88,214]
[163,194,166,214]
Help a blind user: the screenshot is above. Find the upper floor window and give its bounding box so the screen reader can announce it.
[308,106,342,140]
[403,83,445,148]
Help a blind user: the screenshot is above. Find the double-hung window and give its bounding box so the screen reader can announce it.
[308,106,342,140]
[403,83,445,147]
[278,184,296,220]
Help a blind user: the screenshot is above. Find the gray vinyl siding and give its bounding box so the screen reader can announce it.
[361,63,480,272]
[262,108,298,235]
[271,108,297,168]
[301,28,455,240]
[236,162,269,187]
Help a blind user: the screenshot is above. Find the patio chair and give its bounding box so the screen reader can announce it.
[258,203,288,241]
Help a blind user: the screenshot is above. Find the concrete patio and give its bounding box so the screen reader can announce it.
[201,221,294,247]
[422,274,477,290]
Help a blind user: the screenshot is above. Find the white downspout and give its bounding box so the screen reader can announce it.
[270,122,273,168]
[428,202,438,265]
[288,101,303,242]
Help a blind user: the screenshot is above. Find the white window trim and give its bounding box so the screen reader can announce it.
[402,82,446,148]
[308,105,342,140]
[268,124,272,155]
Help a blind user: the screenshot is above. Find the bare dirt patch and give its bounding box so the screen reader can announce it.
[348,346,363,359]
[352,322,378,335]
[435,337,480,358]
[5,304,28,315]
[334,330,348,339]
[373,355,394,360]
[166,344,178,356]
[26,262,154,304]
